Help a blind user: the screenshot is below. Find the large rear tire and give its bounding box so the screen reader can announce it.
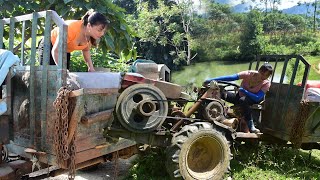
[166,122,231,180]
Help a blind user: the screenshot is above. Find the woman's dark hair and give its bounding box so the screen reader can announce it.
[81,10,110,46]
[259,63,273,74]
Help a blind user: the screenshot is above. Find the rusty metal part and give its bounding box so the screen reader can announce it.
[170,111,186,132]
[171,111,186,118]
[171,88,214,131]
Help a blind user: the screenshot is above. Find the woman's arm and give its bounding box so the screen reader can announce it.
[51,36,59,65]
[82,49,95,72]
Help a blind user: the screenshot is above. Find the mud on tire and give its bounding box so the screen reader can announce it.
[166,122,231,180]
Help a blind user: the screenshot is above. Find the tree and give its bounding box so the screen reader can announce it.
[175,0,197,65]
[312,0,319,32]
[239,10,265,58]
[130,0,196,66]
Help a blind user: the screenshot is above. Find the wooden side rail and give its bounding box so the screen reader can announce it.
[81,109,114,125]
[69,88,119,97]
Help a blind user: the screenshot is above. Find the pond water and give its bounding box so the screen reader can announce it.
[172,61,286,88]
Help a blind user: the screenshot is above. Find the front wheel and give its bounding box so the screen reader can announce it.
[166,122,231,180]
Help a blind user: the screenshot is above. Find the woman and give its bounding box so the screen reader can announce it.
[204,63,273,133]
[38,10,109,71]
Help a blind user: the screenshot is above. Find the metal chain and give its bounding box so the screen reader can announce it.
[53,86,76,180]
[68,129,76,180]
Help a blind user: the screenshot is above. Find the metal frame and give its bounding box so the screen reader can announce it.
[0,10,67,149]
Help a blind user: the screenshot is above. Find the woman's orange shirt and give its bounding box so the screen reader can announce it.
[51,20,91,53]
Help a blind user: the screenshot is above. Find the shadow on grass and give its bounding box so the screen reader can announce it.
[230,142,320,179]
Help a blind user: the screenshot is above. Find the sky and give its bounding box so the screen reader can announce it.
[191,0,315,10]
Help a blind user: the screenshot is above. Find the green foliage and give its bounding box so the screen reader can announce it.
[191,2,242,62]
[70,48,130,72]
[239,10,265,58]
[124,147,170,180]
[125,0,197,67]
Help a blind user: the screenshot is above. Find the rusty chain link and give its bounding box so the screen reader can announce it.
[53,86,76,180]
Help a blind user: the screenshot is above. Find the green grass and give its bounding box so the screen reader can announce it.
[305,55,320,80]
[231,143,320,180]
[124,144,320,180]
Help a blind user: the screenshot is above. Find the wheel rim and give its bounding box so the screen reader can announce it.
[186,135,224,179]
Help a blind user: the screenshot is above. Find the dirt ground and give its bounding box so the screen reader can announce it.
[43,155,137,180]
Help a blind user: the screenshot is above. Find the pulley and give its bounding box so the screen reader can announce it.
[116,84,168,133]
[203,100,225,122]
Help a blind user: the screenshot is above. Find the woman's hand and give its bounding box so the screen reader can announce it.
[82,50,95,72]
[88,66,95,72]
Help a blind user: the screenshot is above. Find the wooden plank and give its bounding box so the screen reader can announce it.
[7,143,56,166]
[40,11,52,150]
[20,21,26,65]
[75,139,136,164]
[29,12,38,147]
[75,134,107,152]
[81,109,113,125]
[8,17,14,51]
[50,10,66,27]
[69,88,119,97]
[0,116,9,144]
[236,132,262,139]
